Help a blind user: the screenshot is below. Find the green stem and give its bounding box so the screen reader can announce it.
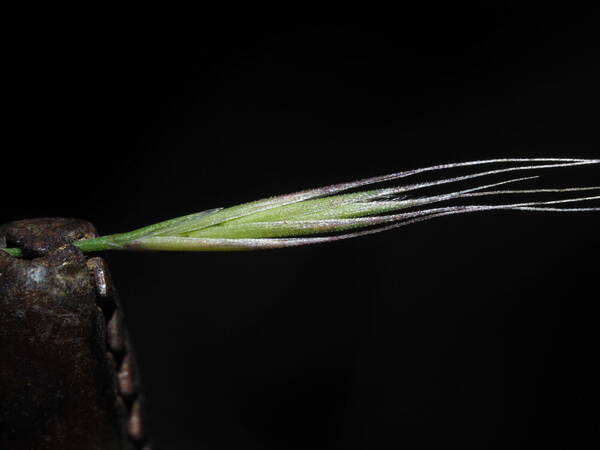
[1,247,24,257]
[1,233,127,258]
[74,234,127,252]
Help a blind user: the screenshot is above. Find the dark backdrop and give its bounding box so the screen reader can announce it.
[3,5,599,450]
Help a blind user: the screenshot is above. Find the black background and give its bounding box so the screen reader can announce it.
[3,4,599,450]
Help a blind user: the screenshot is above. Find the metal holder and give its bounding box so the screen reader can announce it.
[0,218,150,450]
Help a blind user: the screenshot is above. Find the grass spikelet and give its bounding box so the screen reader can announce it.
[1,158,598,256]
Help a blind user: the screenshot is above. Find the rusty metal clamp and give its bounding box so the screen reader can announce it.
[0,218,150,450]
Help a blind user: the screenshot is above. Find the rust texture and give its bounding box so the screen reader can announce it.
[0,218,97,257]
[0,218,150,450]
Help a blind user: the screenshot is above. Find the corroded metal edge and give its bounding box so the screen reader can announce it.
[87,256,150,449]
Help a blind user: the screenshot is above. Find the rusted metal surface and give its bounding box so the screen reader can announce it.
[0,218,97,257]
[0,218,150,450]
